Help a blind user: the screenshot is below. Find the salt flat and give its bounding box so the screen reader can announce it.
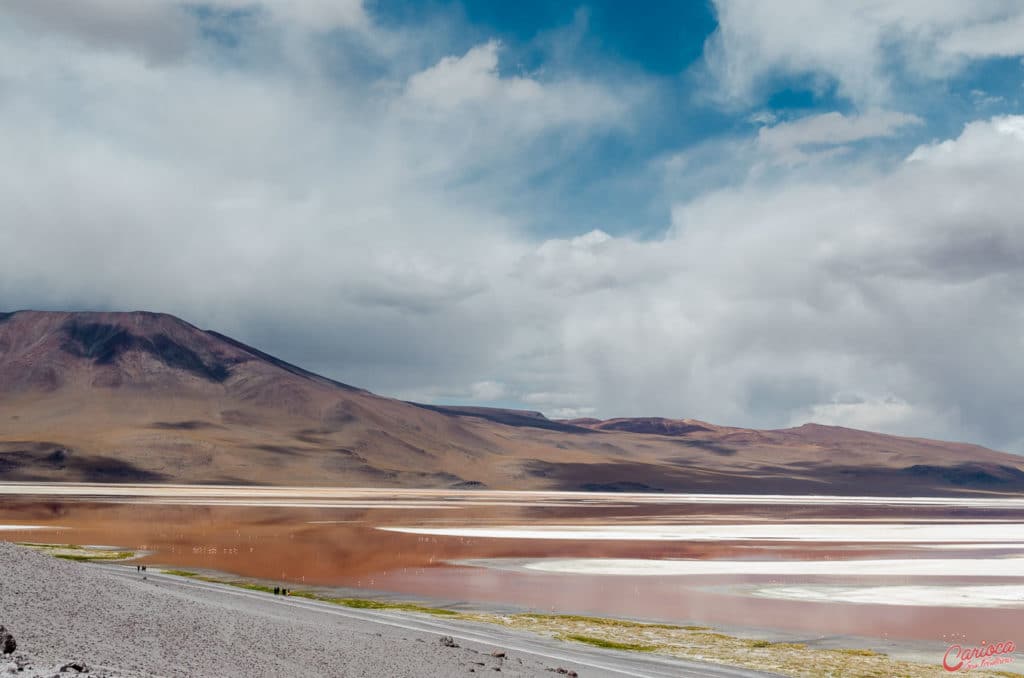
[469,556,1024,577]
[747,583,1024,608]
[382,522,1024,542]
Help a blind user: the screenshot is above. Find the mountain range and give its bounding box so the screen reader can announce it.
[2,310,1022,495]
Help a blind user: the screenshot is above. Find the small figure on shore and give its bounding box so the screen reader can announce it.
[274,586,280,595]
[282,588,288,596]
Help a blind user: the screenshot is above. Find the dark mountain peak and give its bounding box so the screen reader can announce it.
[0,310,355,392]
[61,318,231,383]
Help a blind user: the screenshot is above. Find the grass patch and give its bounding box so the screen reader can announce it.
[326,597,459,616]
[19,542,135,562]
[743,638,806,651]
[519,613,679,630]
[162,569,199,577]
[560,634,656,652]
[833,648,881,657]
[53,551,133,562]
[235,583,277,593]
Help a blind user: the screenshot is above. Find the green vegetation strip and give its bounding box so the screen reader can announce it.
[560,634,655,652]
[519,613,679,630]
[53,552,134,562]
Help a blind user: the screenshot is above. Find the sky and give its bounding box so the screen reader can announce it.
[3,1,1024,452]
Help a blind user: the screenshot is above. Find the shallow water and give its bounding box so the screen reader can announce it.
[1,486,1022,647]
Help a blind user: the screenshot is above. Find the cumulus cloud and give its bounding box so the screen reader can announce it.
[705,0,1024,105]
[404,40,630,138]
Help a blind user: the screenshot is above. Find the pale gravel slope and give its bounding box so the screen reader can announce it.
[0,542,563,677]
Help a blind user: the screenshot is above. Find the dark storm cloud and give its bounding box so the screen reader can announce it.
[3,0,194,64]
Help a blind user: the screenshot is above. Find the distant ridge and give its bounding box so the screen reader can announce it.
[2,310,1023,496]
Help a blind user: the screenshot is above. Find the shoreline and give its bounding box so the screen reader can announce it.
[2,481,1024,506]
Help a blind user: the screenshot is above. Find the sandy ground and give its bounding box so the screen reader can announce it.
[0,542,585,677]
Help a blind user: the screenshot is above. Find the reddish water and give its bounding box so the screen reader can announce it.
[2,494,1022,646]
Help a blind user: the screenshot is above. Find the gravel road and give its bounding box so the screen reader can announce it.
[1,542,776,678]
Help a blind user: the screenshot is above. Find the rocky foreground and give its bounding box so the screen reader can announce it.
[0,542,570,677]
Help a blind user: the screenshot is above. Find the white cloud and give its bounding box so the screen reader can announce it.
[520,392,594,419]
[789,397,955,436]
[758,110,923,161]
[944,11,1024,58]
[404,41,630,135]
[747,110,777,126]
[521,392,585,407]
[705,0,1024,105]
[969,89,1005,108]
[547,407,597,420]
[407,41,529,109]
[469,381,507,401]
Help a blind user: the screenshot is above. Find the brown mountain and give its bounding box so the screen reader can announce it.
[1,310,1023,495]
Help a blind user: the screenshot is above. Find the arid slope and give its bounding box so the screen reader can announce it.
[1,310,1022,495]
